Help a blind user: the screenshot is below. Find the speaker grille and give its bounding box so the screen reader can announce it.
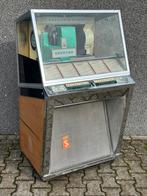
[49,101,111,174]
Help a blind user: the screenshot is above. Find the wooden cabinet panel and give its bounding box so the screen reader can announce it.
[20,120,42,174]
[19,96,46,141]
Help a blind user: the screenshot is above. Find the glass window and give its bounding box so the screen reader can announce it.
[33,11,129,84]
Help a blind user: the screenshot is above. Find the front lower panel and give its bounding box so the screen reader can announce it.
[49,101,112,175]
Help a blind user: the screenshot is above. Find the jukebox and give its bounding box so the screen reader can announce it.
[16,10,135,180]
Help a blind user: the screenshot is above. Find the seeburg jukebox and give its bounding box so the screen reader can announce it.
[16,10,135,180]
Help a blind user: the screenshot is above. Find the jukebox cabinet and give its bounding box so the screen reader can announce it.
[16,10,135,180]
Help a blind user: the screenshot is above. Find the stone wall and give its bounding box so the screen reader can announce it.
[0,0,147,135]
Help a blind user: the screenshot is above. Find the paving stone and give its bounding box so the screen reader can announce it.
[0,174,17,188]
[131,136,147,140]
[123,152,140,161]
[32,173,51,188]
[0,145,9,155]
[123,136,131,140]
[49,180,69,196]
[126,160,146,173]
[131,173,147,188]
[100,174,120,188]
[9,141,20,150]
[16,166,34,181]
[0,135,147,195]
[54,175,68,181]
[67,188,86,196]
[136,188,147,196]
[98,163,115,174]
[0,188,15,196]
[121,148,136,154]
[6,149,22,161]
[85,180,105,196]
[6,135,19,141]
[111,155,127,167]
[132,140,147,154]
[121,139,133,150]
[32,188,51,196]
[0,154,9,160]
[0,157,5,167]
[19,157,31,167]
[12,181,33,196]
[0,166,4,172]
[102,188,121,196]
[113,167,133,180]
[121,141,136,154]
[32,179,51,189]
[137,154,147,167]
[0,140,11,146]
[117,180,141,196]
[67,171,85,188]
[0,135,8,140]
[142,166,147,172]
[83,166,100,180]
[0,162,5,167]
[2,161,20,174]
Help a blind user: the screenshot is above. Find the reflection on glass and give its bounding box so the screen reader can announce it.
[89,60,109,74]
[73,61,94,76]
[57,63,78,78]
[35,12,128,82]
[44,64,62,80]
[103,59,124,72]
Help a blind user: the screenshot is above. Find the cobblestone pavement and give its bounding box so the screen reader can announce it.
[0,135,147,196]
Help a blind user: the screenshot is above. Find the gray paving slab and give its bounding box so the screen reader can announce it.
[0,135,147,196]
[0,1,147,136]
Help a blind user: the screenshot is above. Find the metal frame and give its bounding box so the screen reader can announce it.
[41,81,134,180]
[19,83,43,89]
[16,11,32,87]
[29,9,130,87]
[43,155,116,180]
[44,76,135,97]
[16,20,21,87]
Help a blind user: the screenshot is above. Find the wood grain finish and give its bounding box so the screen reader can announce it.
[19,96,46,141]
[20,120,42,173]
[19,96,46,174]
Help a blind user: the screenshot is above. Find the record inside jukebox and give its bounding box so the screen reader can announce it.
[16,10,135,180]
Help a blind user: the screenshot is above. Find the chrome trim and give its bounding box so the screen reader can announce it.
[118,11,130,75]
[44,71,130,87]
[19,83,43,89]
[31,10,45,85]
[16,21,20,87]
[54,100,98,108]
[103,101,113,155]
[31,9,121,14]
[43,154,115,180]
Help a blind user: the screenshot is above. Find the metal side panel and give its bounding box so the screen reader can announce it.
[106,96,126,152]
[49,101,112,175]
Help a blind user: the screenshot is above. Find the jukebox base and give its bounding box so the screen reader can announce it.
[19,84,131,180]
